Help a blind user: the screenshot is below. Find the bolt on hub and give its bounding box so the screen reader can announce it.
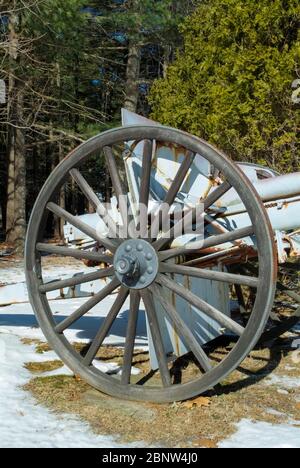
[114,239,159,289]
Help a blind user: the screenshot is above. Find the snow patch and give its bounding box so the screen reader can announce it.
[93,360,121,375]
[0,294,148,348]
[266,374,300,390]
[0,264,91,286]
[219,419,300,448]
[0,332,142,448]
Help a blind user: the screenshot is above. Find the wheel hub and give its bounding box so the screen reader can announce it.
[114,239,159,289]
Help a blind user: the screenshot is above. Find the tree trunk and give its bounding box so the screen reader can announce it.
[53,141,66,241]
[13,82,26,254]
[124,41,141,113]
[6,6,26,254]
[6,126,15,243]
[5,7,18,243]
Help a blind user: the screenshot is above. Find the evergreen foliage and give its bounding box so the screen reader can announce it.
[149,0,300,171]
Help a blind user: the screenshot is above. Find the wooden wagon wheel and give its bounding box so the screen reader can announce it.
[25,126,277,403]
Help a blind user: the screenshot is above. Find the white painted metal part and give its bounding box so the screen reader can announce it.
[121,109,300,261]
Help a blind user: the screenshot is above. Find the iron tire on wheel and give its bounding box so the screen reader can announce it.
[25,125,277,403]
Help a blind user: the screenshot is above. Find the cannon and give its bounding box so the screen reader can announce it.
[25,110,300,403]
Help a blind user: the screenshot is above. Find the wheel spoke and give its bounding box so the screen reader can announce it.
[137,140,153,237]
[204,214,248,250]
[47,202,118,253]
[164,151,196,206]
[154,181,232,251]
[203,181,232,211]
[83,287,129,366]
[121,291,141,385]
[148,151,196,239]
[55,277,120,334]
[183,247,241,267]
[103,146,128,227]
[157,274,245,336]
[159,225,254,261]
[153,205,199,251]
[39,267,114,293]
[160,263,259,288]
[141,290,172,387]
[151,284,212,373]
[202,226,254,251]
[139,140,153,207]
[36,243,113,264]
[70,169,118,236]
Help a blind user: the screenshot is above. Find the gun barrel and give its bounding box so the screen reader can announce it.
[254,172,300,202]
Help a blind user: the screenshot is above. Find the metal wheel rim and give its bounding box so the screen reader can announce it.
[25,125,277,403]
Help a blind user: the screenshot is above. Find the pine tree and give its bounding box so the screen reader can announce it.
[0,0,96,250]
[89,0,188,113]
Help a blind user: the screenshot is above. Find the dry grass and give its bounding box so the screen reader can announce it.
[24,360,63,373]
[20,338,52,354]
[23,335,300,448]
[0,253,85,270]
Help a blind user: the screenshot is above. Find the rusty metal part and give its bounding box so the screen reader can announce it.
[183,245,258,269]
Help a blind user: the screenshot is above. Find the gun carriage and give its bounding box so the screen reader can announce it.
[25,110,300,403]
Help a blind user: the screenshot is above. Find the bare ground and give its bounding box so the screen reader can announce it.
[23,333,300,448]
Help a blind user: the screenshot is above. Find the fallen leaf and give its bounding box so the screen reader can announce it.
[296,403,300,410]
[182,396,211,409]
[194,438,217,449]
